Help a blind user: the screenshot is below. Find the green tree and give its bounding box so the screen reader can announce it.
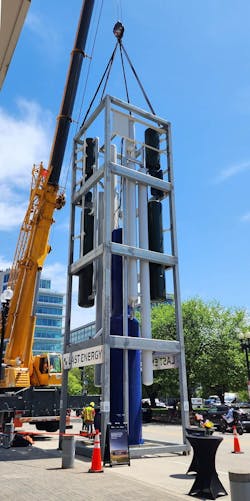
[142,298,247,403]
[68,368,82,395]
[67,366,100,396]
[182,298,246,401]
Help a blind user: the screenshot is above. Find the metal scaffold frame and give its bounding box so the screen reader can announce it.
[62,95,190,456]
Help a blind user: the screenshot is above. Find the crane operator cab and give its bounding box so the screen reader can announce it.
[31,353,62,386]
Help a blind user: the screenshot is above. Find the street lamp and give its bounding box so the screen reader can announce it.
[238,330,250,398]
[0,287,13,379]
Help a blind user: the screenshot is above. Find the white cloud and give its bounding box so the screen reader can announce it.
[26,12,63,61]
[0,255,12,270]
[0,100,53,231]
[0,183,27,230]
[0,99,52,187]
[26,12,59,44]
[0,201,26,230]
[26,12,47,39]
[215,161,250,183]
[42,262,67,294]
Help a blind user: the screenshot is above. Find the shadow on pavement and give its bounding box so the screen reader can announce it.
[170,473,195,479]
[0,446,61,461]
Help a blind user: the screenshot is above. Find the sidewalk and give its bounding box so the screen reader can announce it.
[0,441,231,500]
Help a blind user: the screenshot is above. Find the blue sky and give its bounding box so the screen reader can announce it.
[1,0,250,327]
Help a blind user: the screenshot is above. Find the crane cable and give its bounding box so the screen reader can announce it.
[81,41,119,126]
[81,20,155,127]
[118,41,130,106]
[119,39,155,115]
[113,0,123,23]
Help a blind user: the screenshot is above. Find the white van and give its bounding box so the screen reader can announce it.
[208,395,221,404]
[224,393,237,404]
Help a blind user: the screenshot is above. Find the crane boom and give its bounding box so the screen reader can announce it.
[48,0,94,186]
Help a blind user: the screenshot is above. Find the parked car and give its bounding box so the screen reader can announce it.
[204,395,221,406]
[142,401,152,423]
[234,403,250,432]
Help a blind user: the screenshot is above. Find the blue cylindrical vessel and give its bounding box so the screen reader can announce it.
[110,228,142,445]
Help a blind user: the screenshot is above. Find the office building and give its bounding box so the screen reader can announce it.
[0,270,64,354]
[34,277,64,355]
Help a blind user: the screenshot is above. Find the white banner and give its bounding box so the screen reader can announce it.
[152,353,178,370]
[63,345,104,369]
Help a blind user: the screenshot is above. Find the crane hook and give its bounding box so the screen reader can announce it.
[113,21,124,41]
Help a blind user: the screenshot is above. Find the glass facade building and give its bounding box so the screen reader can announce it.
[0,270,64,354]
[0,268,10,293]
[34,277,64,355]
[70,321,95,345]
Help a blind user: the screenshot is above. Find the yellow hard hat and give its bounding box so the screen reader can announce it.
[90,402,95,407]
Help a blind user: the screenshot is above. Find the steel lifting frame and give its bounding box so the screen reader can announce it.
[62,95,190,456]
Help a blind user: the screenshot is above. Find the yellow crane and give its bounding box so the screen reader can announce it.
[1,162,64,389]
[0,0,94,432]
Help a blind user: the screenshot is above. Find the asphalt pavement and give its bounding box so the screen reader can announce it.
[1,422,250,500]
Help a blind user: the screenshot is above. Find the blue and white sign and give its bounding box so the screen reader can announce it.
[63,345,104,369]
[152,353,178,370]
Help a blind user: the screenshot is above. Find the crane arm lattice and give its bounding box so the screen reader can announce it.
[8,163,51,292]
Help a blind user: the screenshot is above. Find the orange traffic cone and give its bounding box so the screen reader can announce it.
[88,430,104,473]
[232,426,243,454]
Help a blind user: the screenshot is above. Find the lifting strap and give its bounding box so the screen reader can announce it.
[81,21,155,127]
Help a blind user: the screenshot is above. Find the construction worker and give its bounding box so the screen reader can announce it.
[82,402,95,436]
[42,359,48,373]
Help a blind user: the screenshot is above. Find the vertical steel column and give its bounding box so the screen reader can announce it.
[101,96,112,449]
[126,120,138,307]
[94,191,104,387]
[59,139,78,448]
[167,124,190,438]
[122,170,129,429]
[110,144,118,230]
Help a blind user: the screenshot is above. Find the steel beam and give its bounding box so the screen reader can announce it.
[109,335,180,352]
[110,242,177,266]
[110,161,171,193]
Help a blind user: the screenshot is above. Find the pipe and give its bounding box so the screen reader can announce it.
[138,178,153,386]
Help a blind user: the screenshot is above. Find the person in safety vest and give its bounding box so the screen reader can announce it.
[82,402,95,435]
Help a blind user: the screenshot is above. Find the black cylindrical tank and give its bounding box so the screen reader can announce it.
[78,205,94,307]
[78,137,95,308]
[148,200,166,301]
[145,128,163,199]
[85,138,95,180]
[145,128,160,176]
[151,169,164,200]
